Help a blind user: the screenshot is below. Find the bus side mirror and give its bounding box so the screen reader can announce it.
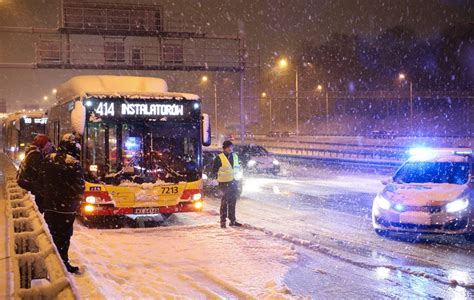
[202,114,211,147]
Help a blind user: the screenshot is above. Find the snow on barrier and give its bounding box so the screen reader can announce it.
[2,160,78,299]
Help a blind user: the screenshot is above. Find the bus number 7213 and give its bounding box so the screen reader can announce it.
[161,186,179,194]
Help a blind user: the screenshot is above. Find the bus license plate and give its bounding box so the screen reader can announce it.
[134,207,161,214]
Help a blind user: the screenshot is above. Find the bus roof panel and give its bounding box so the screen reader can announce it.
[56,75,200,103]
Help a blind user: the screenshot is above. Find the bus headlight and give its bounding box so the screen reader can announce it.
[202,173,208,180]
[446,198,469,213]
[192,193,202,201]
[85,196,97,204]
[18,153,25,161]
[84,204,95,213]
[193,201,203,210]
[374,195,391,210]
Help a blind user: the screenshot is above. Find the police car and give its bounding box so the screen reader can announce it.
[372,148,474,240]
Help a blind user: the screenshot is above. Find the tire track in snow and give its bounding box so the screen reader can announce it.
[242,222,474,290]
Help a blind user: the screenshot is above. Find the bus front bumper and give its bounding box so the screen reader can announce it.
[80,201,204,216]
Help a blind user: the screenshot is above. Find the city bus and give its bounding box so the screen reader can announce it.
[47,75,211,223]
[2,111,47,162]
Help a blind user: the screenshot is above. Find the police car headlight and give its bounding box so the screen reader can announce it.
[446,198,469,213]
[374,195,391,210]
[247,160,257,167]
[273,159,280,165]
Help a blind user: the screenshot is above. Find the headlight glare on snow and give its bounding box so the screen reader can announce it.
[446,198,469,213]
[374,195,391,210]
[247,160,257,167]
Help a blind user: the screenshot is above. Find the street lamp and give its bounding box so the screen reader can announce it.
[52,88,57,94]
[277,57,299,137]
[316,84,323,92]
[201,76,218,139]
[43,96,48,101]
[398,73,413,130]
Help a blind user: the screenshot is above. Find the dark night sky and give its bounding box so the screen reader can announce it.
[0,0,472,111]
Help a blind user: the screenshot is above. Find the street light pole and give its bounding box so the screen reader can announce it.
[213,83,218,139]
[269,96,272,131]
[409,81,413,132]
[295,68,299,137]
[325,91,329,134]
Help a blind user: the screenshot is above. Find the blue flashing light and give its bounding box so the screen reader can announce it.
[408,147,433,158]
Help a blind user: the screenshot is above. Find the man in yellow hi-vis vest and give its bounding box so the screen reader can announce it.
[211,140,243,228]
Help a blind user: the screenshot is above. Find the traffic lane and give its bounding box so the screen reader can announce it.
[241,167,384,218]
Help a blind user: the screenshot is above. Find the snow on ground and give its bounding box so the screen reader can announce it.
[68,160,474,299]
[70,219,296,299]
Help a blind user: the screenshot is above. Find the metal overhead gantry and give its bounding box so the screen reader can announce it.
[0,0,248,141]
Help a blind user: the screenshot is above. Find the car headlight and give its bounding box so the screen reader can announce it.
[18,153,25,161]
[247,160,257,167]
[202,173,208,180]
[235,170,244,180]
[446,198,469,213]
[273,159,280,165]
[374,195,391,210]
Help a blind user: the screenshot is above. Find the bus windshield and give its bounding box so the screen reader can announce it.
[86,121,201,184]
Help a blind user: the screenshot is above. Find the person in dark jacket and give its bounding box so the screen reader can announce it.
[211,140,243,228]
[42,133,84,274]
[17,134,55,213]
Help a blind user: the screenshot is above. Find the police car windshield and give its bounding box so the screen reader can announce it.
[393,161,469,184]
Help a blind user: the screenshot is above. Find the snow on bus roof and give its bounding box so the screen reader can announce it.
[56,75,199,103]
[5,111,45,122]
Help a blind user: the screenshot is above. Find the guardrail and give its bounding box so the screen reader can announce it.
[264,145,404,166]
[2,158,78,299]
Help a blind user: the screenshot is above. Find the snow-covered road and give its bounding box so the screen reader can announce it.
[70,160,474,299]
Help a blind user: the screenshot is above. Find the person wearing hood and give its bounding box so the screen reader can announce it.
[42,133,85,274]
[17,134,55,213]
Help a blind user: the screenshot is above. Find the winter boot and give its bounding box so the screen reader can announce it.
[220,221,226,228]
[229,221,242,227]
[64,261,80,274]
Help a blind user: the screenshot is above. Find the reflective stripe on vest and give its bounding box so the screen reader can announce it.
[217,152,241,183]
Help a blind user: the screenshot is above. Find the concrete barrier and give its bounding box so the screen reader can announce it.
[1,157,78,299]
